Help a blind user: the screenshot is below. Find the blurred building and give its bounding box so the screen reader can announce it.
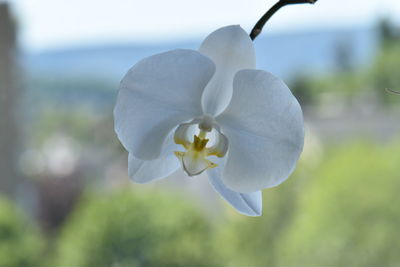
[0,3,21,198]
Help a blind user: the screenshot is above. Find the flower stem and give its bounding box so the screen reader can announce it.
[386,88,400,95]
[250,0,318,41]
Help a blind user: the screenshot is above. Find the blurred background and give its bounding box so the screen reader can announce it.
[1,0,400,266]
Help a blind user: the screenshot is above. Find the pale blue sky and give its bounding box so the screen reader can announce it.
[6,0,400,51]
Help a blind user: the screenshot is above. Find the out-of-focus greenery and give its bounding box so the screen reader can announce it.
[0,197,44,267]
[52,190,222,267]
[290,19,400,107]
[275,140,400,267]
[218,139,400,267]
[26,76,116,111]
[369,43,400,103]
[4,139,400,266]
[30,109,119,152]
[289,67,363,107]
[215,176,302,267]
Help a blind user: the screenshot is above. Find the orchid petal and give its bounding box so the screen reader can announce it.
[217,69,304,193]
[199,25,256,116]
[207,157,262,216]
[128,131,180,183]
[114,49,215,160]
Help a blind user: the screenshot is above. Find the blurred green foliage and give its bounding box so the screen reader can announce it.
[31,109,120,152]
[52,190,221,267]
[290,19,400,107]
[369,43,400,103]
[0,197,44,267]
[215,174,303,267]
[27,76,116,111]
[377,18,400,46]
[276,140,400,267]
[218,139,400,267]
[3,139,400,266]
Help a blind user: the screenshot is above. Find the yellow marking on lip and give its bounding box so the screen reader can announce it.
[174,130,218,176]
[193,135,209,151]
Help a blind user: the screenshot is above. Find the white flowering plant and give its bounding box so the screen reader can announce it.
[114,0,317,216]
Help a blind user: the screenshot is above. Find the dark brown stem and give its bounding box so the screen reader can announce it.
[250,0,318,41]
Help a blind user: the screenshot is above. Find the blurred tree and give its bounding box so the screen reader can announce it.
[284,20,400,106]
[369,42,400,103]
[217,140,400,267]
[334,38,354,72]
[275,141,400,267]
[28,110,124,234]
[289,74,315,106]
[0,3,22,198]
[53,189,222,267]
[0,197,44,267]
[377,18,400,46]
[214,164,311,267]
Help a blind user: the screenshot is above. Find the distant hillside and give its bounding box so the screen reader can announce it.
[20,27,379,113]
[22,27,378,83]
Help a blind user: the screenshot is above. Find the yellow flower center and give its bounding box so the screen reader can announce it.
[173,116,228,176]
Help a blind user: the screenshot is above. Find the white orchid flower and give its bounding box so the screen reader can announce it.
[114,25,304,216]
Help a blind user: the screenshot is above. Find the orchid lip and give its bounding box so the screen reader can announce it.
[173,116,228,176]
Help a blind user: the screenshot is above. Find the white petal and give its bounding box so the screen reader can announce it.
[216,70,304,193]
[207,157,262,216]
[128,131,180,183]
[199,25,256,116]
[114,49,215,160]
